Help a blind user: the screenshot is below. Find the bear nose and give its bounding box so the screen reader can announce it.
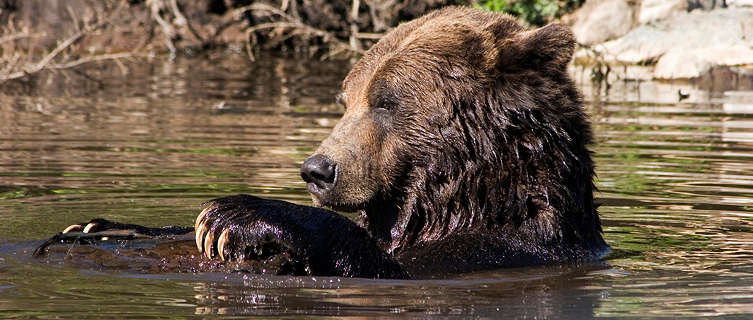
[301,154,337,191]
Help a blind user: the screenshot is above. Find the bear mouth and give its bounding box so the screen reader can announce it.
[301,155,386,213]
[306,181,332,201]
[306,177,373,213]
[307,186,368,212]
[323,200,366,212]
[305,167,364,212]
[309,192,367,212]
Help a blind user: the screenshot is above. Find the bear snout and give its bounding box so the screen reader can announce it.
[301,154,338,197]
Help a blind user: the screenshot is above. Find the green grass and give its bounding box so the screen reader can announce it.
[475,0,583,26]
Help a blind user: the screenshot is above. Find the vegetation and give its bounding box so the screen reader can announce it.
[0,0,583,82]
[475,0,583,25]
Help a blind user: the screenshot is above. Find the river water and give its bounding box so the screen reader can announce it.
[1,53,752,318]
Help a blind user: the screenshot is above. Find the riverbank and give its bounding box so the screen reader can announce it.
[0,0,461,82]
[3,0,751,84]
[570,0,753,82]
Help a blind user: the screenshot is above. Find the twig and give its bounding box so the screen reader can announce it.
[168,0,205,43]
[231,3,289,20]
[0,52,23,75]
[245,21,361,57]
[0,28,92,81]
[0,32,32,44]
[237,3,364,60]
[355,32,384,40]
[0,0,130,82]
[350,0,362,52]
[365,0,393,32]
[203,3,286,49]
[47,52,139,70]
[113,57,129,76]
[67,5,81,32]
[147,0,177,55]
[246,22,330,38]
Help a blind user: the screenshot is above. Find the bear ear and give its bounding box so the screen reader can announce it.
[496,23,575,73]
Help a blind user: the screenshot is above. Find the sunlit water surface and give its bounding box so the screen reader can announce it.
[1,54,753,318]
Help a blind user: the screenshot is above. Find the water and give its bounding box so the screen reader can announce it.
[1,53,753,318]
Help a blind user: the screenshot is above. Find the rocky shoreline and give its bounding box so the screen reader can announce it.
[570,0,753,81]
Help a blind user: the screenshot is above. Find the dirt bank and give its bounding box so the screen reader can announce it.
[0,0,458,82]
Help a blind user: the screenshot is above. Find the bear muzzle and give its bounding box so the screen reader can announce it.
[301,154,338,202]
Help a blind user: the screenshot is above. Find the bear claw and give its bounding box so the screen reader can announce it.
[195,206,211,231]
[62,224,83,233]
[203,228,215,259]
[83,222,98,233]
[218,228,230,261]
[192,195,310,267]
[195,205,215,254]
[62,222,99,234]
[195,222,207,254]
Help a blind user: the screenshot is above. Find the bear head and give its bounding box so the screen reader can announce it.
[301,7,601,253]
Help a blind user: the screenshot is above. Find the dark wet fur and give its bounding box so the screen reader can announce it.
[198,195,407,278]
[302,6,609,275]
[36,7,608,279]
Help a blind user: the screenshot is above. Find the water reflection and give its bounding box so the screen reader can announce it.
[578,73,753,317]
[0,53,348,238]
[1,54,753,317]
[181,265,605,317]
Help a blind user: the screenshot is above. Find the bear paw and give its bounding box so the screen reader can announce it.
[62,218,125,234]
[60,218,191,237]
[194,195,311,274]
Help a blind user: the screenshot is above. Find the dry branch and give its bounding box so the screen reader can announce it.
[47,52,141,70]
[0,0,456,83]
[0,0,138,82]
[166,0,205,44]
[147,0,178,54]
[229,2,366,61]
[0,32,33,44]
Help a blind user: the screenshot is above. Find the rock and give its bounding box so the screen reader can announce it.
[654,46,753,79]
[728,0,753,7]
[572,0,634,45]
[639,0,686,24]
[654,49,712,79]
[578,8,753,66]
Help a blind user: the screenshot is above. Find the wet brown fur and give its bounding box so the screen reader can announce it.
[310,6,608,266]
[42,7,609,279]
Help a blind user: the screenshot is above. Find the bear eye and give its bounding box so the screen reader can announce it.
[373,102,391,112]
[335,93,346,110]
[371,93,398,112]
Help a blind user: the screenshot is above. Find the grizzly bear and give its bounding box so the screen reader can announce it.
[55,6,609,279]
[192,6,608,278]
